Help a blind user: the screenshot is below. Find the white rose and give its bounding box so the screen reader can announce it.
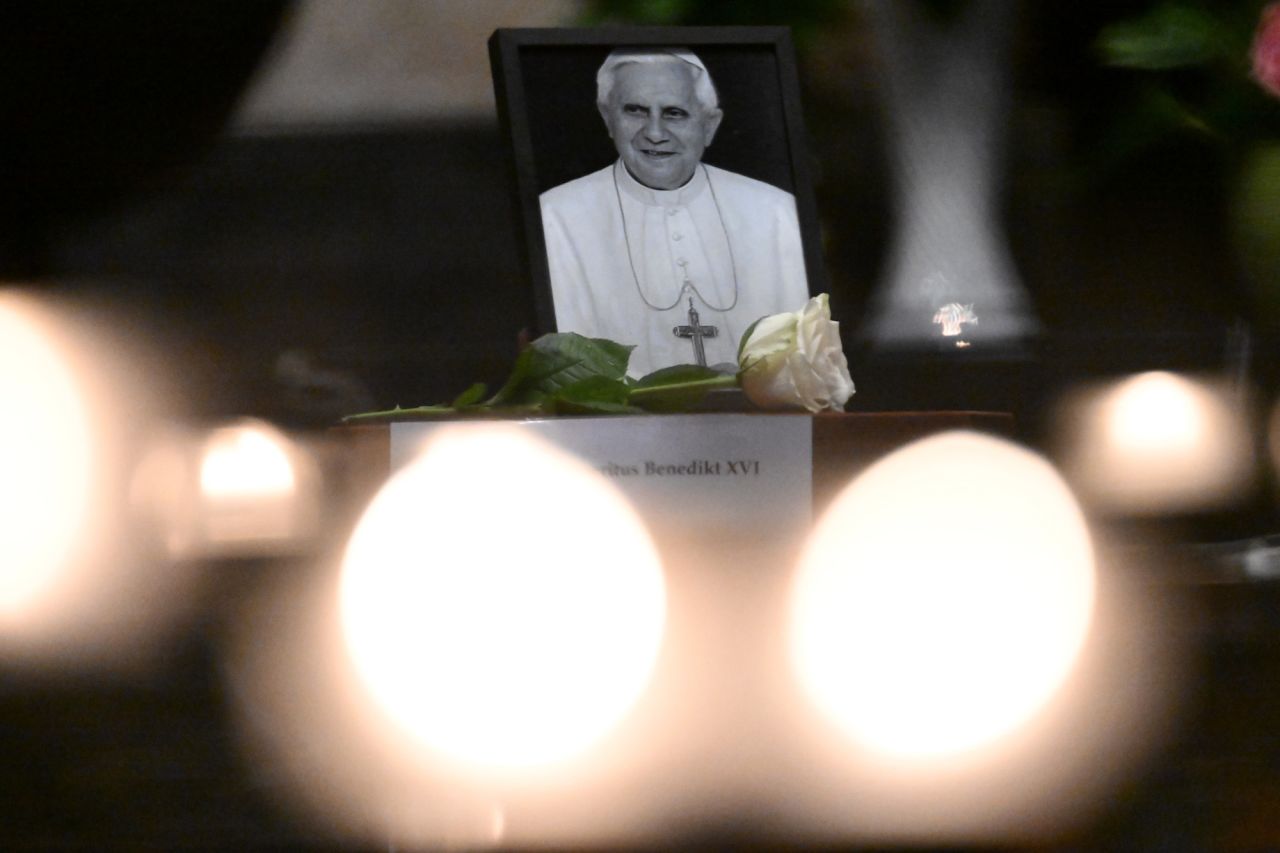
[738,294,855,413]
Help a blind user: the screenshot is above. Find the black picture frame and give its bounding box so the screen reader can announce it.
[488,26,827,336]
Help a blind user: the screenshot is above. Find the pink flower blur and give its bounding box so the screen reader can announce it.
[1253,2,1280,98]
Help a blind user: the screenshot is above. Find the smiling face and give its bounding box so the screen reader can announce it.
[599,60,723,190]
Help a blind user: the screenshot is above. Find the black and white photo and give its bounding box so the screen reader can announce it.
[490,28,826,375]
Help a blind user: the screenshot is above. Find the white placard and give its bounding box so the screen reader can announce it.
[390,415,812,531]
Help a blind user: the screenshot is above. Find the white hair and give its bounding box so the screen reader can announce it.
[596,47,719,113]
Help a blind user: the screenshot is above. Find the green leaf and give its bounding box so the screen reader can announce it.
[488,333,634,405]
[555,375,634,405]
[1098,4,1230,70]
[633,363,724,388]
[451,382,488,408]
[628,366,738,413]
[542,375,643,414]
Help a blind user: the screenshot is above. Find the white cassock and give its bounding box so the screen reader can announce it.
[539,160,810,377]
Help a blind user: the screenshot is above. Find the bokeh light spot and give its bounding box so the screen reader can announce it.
[790,431,1095,760]
[0,297,95,618]
[1108,371,1205,454]
[1059,372,1252,513]
[200,423,297,500]
[339,424,666,772]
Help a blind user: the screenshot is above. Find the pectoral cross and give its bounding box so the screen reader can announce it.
[673,298,718,366]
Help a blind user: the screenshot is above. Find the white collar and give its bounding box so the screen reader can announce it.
[614,160,708,208]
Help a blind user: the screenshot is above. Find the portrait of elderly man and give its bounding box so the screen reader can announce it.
[538,47,810,377]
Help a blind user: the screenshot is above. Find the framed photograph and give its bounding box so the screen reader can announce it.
[489,27,827,376]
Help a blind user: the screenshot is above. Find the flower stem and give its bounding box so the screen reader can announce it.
[342,405,455,423]
[624,371,737,402]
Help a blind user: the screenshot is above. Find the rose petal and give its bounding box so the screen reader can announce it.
[1253,3,1280,98]
[741,312,798,363]
[738,293,855,412]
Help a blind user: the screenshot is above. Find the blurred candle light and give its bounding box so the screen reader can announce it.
[0,290,198,669]
[131,419,319,559]
[0,296,96,620]
[197,420,314,552]
[789,431,1096,761]
[227,423,672,849]
[1056,372,1252,514]
[200,424,297,499]
[339,423,667,772]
